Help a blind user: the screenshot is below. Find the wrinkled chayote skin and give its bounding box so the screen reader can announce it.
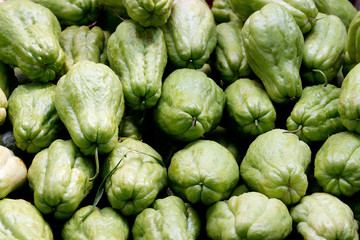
[8,82,63,154]
[107,20,167,111]
[0,198,53,239]
[225,78,276,137]
[291,193,359,240]
[32,0,100,26]
[102,138,167,216]
[62,205,129,240]
[153,69,225,142]
[168,140,239,205]
[242,3,304,104]
[55,60,125,156]
[211,0,238,23]
[314,132,360,197]
[0,0,65,82]
[28,139,95,220]
[338,63,360,134]
[60,25,110,73]
[132,196,201,240]
[343,11,360,76]
[161,0,217,69]
[0,146,27,199]
[123,0,173,27]
[206,192,292,240]
[215,20,252,85]
[240,129,311,205]
[286,84,344,143]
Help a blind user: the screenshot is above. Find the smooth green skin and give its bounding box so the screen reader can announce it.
[0,0,65,83]
[225,78,276,137]
[108,20,167,111]
[338,64,360,134]
[32,0,100,26]
[215,20,252,85]
[290,193,359,240]
[206,192,292,240]
[153,69,225,142]
[119,116,142,140]
[240,129,311,205]
[343,11,360,76]
[230,0,318,33]
[168,140,239,205]
[60,25,110,73]
[314,0,357,29]
[102,138,167,216]
[62,205,129,240]
[55,61,125,156]
[8,82,62,154]
[286,84,344,143]
[132,196,201,240]
[314,132,360,197]
[242,3,304,104]
[211,0,238,23]
[28,139,94,220]
[124,0,173,27]
[301,13,347,85]
[161,0,217,69]
[0,198,53,239]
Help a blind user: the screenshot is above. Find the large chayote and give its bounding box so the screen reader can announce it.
[132,196,201,240]
[107,20,167,111]
[154,69,225,142]
[240,129,311,205]
[0,0,65,82]
[28,139,95,220]
[291,193,359,240]
[168,140,239,205]
[102,138,167,216]
[206,192,292,240]
[62,205,129,240]
[343,11,360,76]
[0,198,53,239]
[286,84,344,143]
[8,82,63,154]
[161,0,217,69]
[242,3,304,104]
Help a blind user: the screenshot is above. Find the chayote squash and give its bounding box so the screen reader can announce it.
[0,87,7,127]
[107,20,167,111]
[301,13,347,86]
[168,140,239,205]
[161,0,217,69]
[97,5,128,33]
[211,0,238,23]
[225,78,276,137]
[0,0,65,82]
[119,115,142,140]
[28,139,95,220]
[343,11,360,76]
[0,146,27,199]
[290,192,359,240]
[206,192,292,240]
[153,69,225,142]
[242,3,304,104]
[240,129,311,205]
[132,196,201,240]
[8,82,63,154]
[286,84,344,143]
[62,205,129,240]
[102,138,167,216]
[0,198,53,239]
[60,25,110,74]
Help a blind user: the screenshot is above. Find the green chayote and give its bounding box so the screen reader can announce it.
[28,139,94,220]
[0,88,6,127]
[62,205,129,240]
[0,0,65,82]
[211,0,238,23]
[291,193,359,240]
[8,82,63,154]
[242,3,304,104]
[132,196,201,240]
[153,69,225,142]
[119,115,142,140]
[343,11,360,76]
[206,192,292,240]
[240,129,311,205]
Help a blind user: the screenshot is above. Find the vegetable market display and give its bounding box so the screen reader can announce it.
[1,0,360,239]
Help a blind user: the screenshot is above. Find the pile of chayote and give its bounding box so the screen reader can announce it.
[1,0,360,239]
